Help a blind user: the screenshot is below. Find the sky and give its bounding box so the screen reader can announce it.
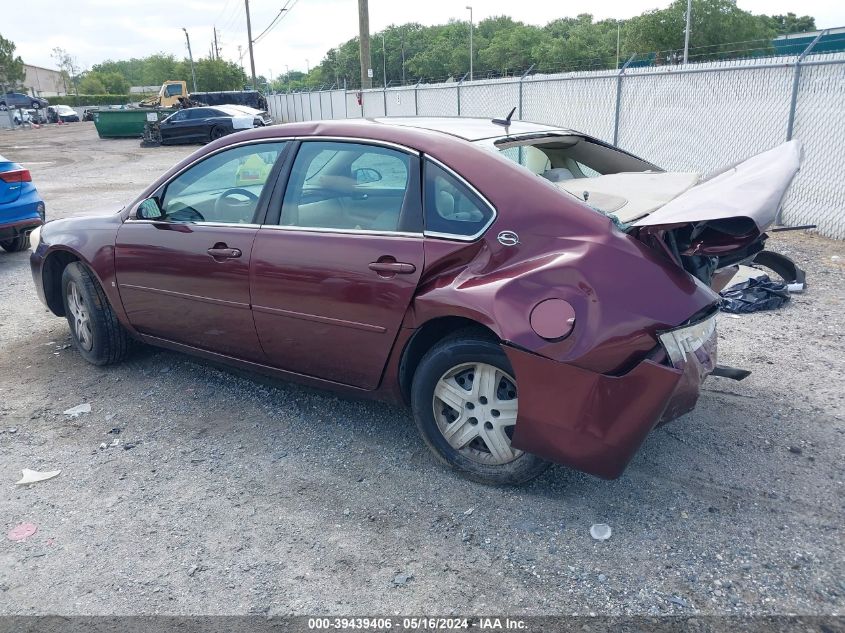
[7,0,845,80]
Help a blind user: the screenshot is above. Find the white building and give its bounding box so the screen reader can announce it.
[21,64,67,97]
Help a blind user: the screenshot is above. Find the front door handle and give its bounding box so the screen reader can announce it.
[207,246,242,259]
[368,261,416,275]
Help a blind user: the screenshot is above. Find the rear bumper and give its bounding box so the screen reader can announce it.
[0,217,43,242]
[506,315,717,479]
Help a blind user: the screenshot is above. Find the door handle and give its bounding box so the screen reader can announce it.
[207,246,242,259]
[368,261,416,275]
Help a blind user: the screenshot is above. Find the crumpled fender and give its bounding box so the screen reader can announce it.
[410,231,717,375]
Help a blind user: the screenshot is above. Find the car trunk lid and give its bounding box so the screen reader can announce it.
[0,156,27,205]
[628,141,802,260]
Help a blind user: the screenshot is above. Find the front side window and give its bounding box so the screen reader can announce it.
[159,142,287,224]
[165,84,183,97]
[423,161,493,238]
[280,141,420,232]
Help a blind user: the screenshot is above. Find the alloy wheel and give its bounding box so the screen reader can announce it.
[432,362,521,465]
[66,281,93,351]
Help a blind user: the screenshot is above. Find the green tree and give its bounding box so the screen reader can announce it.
[100,71,129,94]
[51,47,81,95]
[761,13,816,35]
[180,57,247,92]
[624,0,774,62]
[78,73,107,94]
[0,33,25,88]
[537,15,619,72]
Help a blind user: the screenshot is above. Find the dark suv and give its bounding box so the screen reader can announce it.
[1,92,50,111]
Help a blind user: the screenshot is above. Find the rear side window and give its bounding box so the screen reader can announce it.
[423,161,493,238]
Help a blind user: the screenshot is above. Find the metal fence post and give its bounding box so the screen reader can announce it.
[457,72,469,116]
[786,29,826,141]
[344,78,348,119]
[328,83,335,119]
[518,64,535,120]
[414,79,421,116]
[613,54,636,146]
[316,86,323,120]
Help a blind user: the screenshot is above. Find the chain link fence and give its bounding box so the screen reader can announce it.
[266,52,845,239]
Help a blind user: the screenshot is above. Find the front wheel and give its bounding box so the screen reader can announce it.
[209,126,226,141]
[0,235,30,252]
[411,334,550,485]
[61,262,131,365]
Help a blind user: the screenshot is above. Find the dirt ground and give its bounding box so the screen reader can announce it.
[1,123,843,616]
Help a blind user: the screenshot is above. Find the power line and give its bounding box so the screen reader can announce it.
[253,0,300,45]
[213,0,236,24]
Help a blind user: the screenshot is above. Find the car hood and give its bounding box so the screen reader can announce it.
[632,140,802,233]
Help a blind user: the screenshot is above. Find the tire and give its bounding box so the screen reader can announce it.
[411,333,550,485]
[60,262,131,366]
[0,234,30,252]
[32,102,41,110]
[210,126,226,141]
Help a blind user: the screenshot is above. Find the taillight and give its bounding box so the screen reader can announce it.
[0,169,32,183]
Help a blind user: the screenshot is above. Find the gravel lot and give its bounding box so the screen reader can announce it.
[1,123,843,616]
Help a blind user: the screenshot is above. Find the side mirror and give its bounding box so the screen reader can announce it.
[137,198,163,220]
[354,167,382,185]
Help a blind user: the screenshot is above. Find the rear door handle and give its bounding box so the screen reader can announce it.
[368,261,416,275]
[207,246,242,259]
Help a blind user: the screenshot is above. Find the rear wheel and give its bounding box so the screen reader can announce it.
[0,235,30,252]
[61,262,131,365]
[411,334,550,485]
[210,126,226,141]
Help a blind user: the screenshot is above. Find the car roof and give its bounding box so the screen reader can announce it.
[214,105,253,116]
[372,117,568,141]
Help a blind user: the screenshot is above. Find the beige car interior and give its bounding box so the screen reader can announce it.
[282,148,409,232]
[497,135,703,223]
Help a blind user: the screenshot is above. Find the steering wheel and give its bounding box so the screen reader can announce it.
[214,188,259,220]
[167,204,205,222]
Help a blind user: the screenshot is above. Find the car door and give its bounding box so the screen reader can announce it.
[115,140,289,360]
[185,108,214,142]
[161,110,191,143]
[250,140,425,390]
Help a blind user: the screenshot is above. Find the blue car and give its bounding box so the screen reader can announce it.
[0,155,45,252]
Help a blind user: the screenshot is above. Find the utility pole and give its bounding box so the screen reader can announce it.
[214,27,220,60]
[183,28,198,93]
[358,0,372,89]
[616,21,621,69]
[381,34,387,88]
[683,0,692,64]
[466,6,473,81]
[245,0,257,89]
[401,30,406,85]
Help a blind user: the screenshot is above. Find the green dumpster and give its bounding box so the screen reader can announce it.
[93,108,176,139]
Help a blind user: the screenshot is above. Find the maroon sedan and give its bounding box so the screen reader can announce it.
[29,117,800,484]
